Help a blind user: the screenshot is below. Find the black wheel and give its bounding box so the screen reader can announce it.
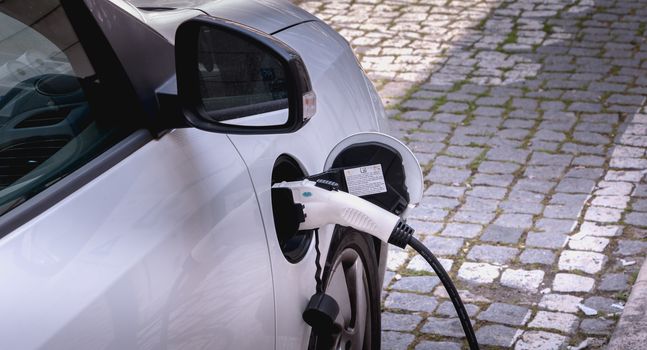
[309,228,381,350]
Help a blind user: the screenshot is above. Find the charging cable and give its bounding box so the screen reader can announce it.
[273,179,480,350]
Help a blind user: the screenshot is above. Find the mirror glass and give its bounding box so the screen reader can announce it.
[197,25,289,126]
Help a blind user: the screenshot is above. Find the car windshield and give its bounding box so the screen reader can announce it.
[0,0,131,216]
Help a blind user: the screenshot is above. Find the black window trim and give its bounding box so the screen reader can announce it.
[0,129,153,238]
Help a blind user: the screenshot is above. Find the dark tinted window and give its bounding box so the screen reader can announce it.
[0,1,133,216]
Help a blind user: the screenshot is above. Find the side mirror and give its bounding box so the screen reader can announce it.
[175,16,316,134]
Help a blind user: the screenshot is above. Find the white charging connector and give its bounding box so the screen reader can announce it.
[272,179,410,246]
[272,178,480,350]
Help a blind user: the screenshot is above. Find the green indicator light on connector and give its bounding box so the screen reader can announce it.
[303,192,312,197]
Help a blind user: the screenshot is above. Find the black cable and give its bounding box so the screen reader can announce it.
[408,236,480,350]
[313,229,323,294]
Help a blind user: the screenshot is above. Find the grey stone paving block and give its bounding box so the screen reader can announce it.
[500,200,544,215]
[474,106,505,117]
[407,255,453,274]
[555,178,597,193]
[408,141,444,154]
[558,250,607,274]
[508,190,545,203]
[383,271,395,289]
[435,113,467,124]
[382,331,415,350]
[625,212,647,227]
[408,220,443,235]
[569,102,602,113]
[419,196,460,210]
[500,269,545,292]
[584,206,623,223]
[478,303,531,326]
[550,193,590,206]
[543,205,583,220]
[423,235,464,256]
[607,94,645,105]
[420,121,453,134]
[632,199,647,212]
[481,225,524,244]
[535,218,577,234]
[596,181,634,196]
[475,325,521,347]
[408,206,449,222]
[579,318,614,335]
[591,195,630,210]
[487,147,530,163]
[445,146,483,158]
[478,161,521,174]
[515,331,567,350]
[472,173,515,187]
[530,152,573,166]
[584,296,623,314]
[539,294,583,313]
[568,235,610,252]
[605,169,645,182]
[477,96,509,106]
[457,262,502,284]
[408,131,449,143]
[426,166,471,184]
[634,184,647,197]
[533,129,566,142]
[573,131,610,145]
[382,312,422,331]
[524,165,566,180]
[434,155,472,167]
[401,110,433,120]
[495,214,534,229]
[421,317,465,338]
[503,119,534,129]
[452,210,496,224]
[514,179,556,193]
[526,232,568,249]
[424,184,466,198]
[414,341,461,350]
[553,273,595,293]
[439,102,469,113]
[385,292,439,313]
[541,101,566,111]
[529,141,560,152]
[403,99,436,110]
[462,197,500,212]
[599,273,629,292]
[520,249,556,265]
[442,223,482,238]
[528,311,579,333]
[499,128,531,140]
[391,276,441,293]
[436,301,480,318]
[468,186,507,200]
[467,245,519,264]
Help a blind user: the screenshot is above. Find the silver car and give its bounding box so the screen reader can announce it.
[0,0,422,349]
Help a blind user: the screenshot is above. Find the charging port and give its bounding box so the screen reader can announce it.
[271,155,312,263]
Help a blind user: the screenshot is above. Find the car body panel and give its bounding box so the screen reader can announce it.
[127,0,317,38]
[227,21,384,349]
[0,2,393,349]
[0,130,275,349]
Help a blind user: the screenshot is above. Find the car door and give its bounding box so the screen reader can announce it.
[0,1,275,349]
[225,21,389,349]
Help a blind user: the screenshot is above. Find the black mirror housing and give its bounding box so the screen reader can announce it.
[175,15,315,134]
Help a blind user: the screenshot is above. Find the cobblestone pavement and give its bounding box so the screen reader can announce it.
[296,0,647,348]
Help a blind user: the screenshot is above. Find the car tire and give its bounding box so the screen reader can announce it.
[308,227,381,350]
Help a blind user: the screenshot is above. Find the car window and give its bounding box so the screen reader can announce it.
[0,1,135,216]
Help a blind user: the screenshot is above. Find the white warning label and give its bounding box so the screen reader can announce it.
[343,164,387,197]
